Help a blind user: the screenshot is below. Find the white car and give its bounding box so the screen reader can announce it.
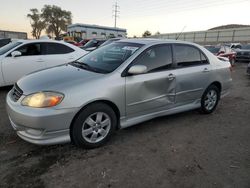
[0,39,87,87]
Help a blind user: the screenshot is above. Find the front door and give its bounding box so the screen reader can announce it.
[2,43,46,85]
[125,44,176,117]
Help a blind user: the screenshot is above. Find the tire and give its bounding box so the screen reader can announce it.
[71,103,117,149]
[200,85,220,114]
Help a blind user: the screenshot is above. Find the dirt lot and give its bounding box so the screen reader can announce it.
[0,63,249,188]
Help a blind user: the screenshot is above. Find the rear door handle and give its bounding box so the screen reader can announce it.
[202,68,210,72]
[167,73,175,80]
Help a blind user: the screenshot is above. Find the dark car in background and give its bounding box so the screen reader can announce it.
[80,39,106,52]
[204,45,236,65]
[235,44,250,63]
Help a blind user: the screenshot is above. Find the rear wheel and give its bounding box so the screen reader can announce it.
[71,103,117,149]
[200,85,220,114]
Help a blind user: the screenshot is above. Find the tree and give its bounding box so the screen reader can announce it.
[142,30,151,38]
[41,5,72,38]
[155,31,160,35]
[27,9,46,39]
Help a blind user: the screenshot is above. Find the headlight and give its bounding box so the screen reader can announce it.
[21,92,64,108]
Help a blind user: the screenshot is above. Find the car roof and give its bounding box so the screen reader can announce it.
[11,39,84,51]
[118,38,200,46]
[14,39,67,43]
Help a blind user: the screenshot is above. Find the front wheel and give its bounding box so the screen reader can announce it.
[71,103,117,149]
[200,85,220,114]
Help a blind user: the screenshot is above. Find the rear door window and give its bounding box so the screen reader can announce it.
[174,44,209,67]
[45,43,74,55]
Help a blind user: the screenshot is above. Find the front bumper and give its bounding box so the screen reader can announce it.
[6,91,80,145]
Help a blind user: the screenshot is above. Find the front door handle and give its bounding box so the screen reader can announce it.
[202,68,210,72]
[167,73,175,80]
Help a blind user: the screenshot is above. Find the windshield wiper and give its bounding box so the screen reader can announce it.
[69,61,94,70]
[69,61,108,74]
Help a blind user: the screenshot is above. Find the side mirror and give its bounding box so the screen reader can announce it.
[128,65,147,75]
[11,51,22,57]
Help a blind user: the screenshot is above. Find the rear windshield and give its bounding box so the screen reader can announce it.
[205,46,220,54]
[0,42,22,55]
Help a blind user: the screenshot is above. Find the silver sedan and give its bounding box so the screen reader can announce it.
[6,39,232,148]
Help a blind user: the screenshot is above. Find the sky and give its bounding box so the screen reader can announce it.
[0,0,250,38]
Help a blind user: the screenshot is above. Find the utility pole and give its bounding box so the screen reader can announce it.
[113,1,120,28]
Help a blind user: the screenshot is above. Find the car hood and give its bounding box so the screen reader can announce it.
[17,64,103,94]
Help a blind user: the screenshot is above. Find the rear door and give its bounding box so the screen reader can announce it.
[2,42,46,84]
[125,44,176,117]
[43,42,76,67]
[173,44,212,105]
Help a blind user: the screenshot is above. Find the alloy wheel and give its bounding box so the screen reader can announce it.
[82,112,111,143]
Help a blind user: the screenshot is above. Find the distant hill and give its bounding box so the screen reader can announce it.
[209,24,250,30]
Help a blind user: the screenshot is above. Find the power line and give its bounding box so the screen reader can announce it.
[113,1,120,28]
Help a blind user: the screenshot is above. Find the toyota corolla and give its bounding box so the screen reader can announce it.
[6,39,232,148]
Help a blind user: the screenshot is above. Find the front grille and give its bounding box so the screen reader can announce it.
[243,52,250,56]
[12,83,23,102]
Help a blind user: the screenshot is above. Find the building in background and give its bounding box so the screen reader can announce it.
[67,23,127,40]
[0,30,27,39]
[152,25,250,45]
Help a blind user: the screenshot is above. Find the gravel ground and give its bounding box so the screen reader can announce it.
[0,63,249,188]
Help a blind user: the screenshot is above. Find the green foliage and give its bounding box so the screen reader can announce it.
[27,5,72,39]
[27,9,46,39]
[41,5,72,38]
[142,30,152,38]
[155,31,160,35]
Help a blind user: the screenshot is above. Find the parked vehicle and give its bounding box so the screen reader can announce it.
[204,45,236,65]
[6,39,232,148]
[80,39,106,51]
[75,39,90,47]
[64,40,78,46]
[229,43,242,49]
[0,38,11,48]
[0,39,87,87]
[99,38,123,47]
[235,44,250,62]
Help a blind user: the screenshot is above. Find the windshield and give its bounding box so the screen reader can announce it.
[0,42,22,55]
[241,45,250,50]
[83,40,98,48]
[205,46,220,54]
[100,38,121,47]
[76,42,144,73]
